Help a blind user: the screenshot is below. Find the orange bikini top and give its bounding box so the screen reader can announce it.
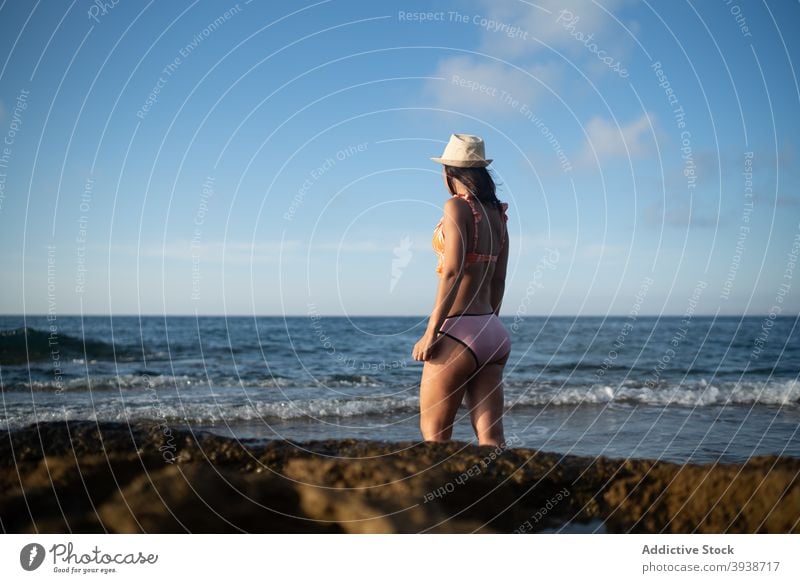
[432,194,508,276]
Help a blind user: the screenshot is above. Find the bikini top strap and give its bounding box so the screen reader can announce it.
[458,195,508,254]
[500,202,509,248]
[457,194,481,253]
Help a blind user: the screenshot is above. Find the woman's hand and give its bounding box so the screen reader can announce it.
[412,331,441,362]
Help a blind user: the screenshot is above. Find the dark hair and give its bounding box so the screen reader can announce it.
[443,165,503,211]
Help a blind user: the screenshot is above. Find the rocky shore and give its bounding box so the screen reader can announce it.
[1,421,798,533]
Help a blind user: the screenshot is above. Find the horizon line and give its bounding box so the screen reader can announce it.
[2,313,798,318]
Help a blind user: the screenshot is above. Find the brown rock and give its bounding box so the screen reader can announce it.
[97,462,317,533]
[1,421,797,533]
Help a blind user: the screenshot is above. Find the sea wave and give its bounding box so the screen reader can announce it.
[511,378,800,407]
[1,379,797,430]
[4,371,799,410]
[1,372,393,392]
[0,396,421,429]
[0,326,120,365]
[191,396,421,422]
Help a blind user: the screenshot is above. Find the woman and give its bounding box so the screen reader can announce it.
[412,133,511,447]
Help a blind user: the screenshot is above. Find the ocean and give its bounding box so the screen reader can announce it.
[1,314,797,464]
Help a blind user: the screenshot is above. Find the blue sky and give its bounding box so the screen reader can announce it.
[0,0,798,316]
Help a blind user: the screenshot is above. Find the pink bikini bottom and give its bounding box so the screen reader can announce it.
[438,312,511,371]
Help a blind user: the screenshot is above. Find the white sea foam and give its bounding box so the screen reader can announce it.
[0,396,421,429]
[2,379,797,430]
[3,372,384,392]
[511,378,800,407]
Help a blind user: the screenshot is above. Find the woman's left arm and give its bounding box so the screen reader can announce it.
[412,198,469,361]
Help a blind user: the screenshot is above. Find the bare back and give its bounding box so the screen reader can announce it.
[448,196,509,315]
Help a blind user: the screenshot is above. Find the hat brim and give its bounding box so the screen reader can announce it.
[430,157,492,167]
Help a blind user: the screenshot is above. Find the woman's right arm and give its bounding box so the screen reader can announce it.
[490,232,509,315]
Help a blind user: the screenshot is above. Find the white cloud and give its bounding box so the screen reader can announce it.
[422,0,638,126]
[580,242,627,259]
[643,199,720,228]
[111,240,304,264]
[424,56,558,116]
[578,112,654,165]
[110,237,423,264]
[474,0,632,58]
[513,234,627,262]
[314,240,383,252]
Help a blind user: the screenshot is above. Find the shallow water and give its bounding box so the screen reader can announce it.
[1,314,798,463]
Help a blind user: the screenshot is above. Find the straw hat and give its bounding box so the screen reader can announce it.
[430,133,493,167]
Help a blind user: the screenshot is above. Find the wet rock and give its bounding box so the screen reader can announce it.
[1,421,797,533]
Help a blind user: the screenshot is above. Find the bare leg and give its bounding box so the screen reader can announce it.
[419,335,476,442]
[464,352,508,447]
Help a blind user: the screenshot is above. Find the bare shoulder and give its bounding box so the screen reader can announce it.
[442,196,471,220]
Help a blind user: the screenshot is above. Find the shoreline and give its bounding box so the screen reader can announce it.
[1,421,798,533]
